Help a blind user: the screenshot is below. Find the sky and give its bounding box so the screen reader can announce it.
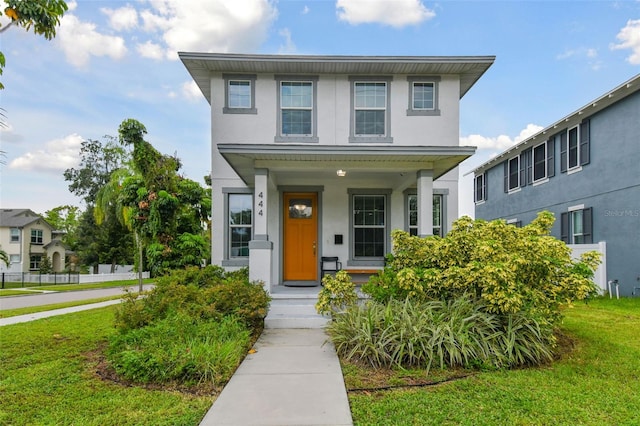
[1,0,639,218]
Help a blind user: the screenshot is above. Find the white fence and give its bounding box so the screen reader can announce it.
[568,241,607,294]
[79,272,150,283]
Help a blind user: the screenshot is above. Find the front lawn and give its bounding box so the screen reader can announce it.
[0,307,213,426]
[346,297,640,425]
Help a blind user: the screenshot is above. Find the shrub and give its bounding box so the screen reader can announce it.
[316,270,358,316]
[107,313,251,386]
[114,266,269,333]
[364,212,600,324]
[327,296,555,370]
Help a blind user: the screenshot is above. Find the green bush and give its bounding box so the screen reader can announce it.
[364,212,600,324]
[107,313,250,386]
[316,270,359,316]
[114,266,269,333]
[327,296,555,370]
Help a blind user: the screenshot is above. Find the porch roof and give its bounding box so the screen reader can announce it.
[218,144,476,186]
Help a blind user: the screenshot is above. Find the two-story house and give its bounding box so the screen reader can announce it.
[0,209,67,273]
[471,74,640,296]
[180,53,495,292]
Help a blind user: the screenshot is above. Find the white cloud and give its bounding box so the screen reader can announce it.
[9,134,84,173]
[610,19,640,65]
[137,40,165,60]
[181,80,202,101]
[461,124,543,150]
[278,28,296,54]
[101,4,139,31]
[336,0,435,27]
[302,6,310,15]
[138,0,278,60]
[57,14,127,67]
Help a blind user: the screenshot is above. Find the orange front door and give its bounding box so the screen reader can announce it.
[283,192,318,281]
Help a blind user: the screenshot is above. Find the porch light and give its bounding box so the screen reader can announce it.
[337,169,346,177]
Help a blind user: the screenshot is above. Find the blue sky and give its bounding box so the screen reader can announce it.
[1,0,639,217]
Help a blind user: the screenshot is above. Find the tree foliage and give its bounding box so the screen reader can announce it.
[106,118,210,276]
[0,0,68,89]
[43,205,79,248]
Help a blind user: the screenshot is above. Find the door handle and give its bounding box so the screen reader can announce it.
[312,241,316,255]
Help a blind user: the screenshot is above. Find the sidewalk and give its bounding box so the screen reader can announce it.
[199,328,353,426]
[0,300,123,326]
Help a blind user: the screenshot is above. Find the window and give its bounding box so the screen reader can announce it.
[228,194,252,258]
[407,76,440,116]
[229,81,251,108]
[275,75,318,142]
[281,81,312,135]
[533,143,547,181]
[10,228,19,243]
[223,74,257,114]
[560,120,590,173]
[407,193,445,237]
[31,229,43,244]
[30,255,42,270]
[474,173,486,203]
[508,157,519,191]
[350,77,392,143]
[352,194,387,258]
[9,254,20,264]
[561,207,593,244]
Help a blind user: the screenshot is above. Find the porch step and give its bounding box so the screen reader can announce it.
[265,297,329,329]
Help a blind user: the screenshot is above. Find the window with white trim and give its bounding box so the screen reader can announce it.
[223,74,257,114]
[352,194,386,258]
[228,194,252,258]
[9,254,20,264]
[508,157,519,191]
[10,228,19,243]
[560,120,590,173]
[533,142,547,182]
[30,255,42,270]
[31,229,43,244]
[561,207,593,244]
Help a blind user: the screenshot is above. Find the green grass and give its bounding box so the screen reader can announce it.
[1,278,154,292]
[346,297,640,425]
[0,295,126,318]
[0,307,213,425]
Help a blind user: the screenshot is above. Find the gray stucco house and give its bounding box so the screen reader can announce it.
[180,53,494,293]
[471,74,640,296]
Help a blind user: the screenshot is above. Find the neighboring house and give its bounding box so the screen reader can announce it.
[180,53,494,292]
[471,74,640,296]
[0,209,67,273]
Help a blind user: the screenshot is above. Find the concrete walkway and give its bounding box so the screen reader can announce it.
[0,299,123,326]
[199,328,353,426]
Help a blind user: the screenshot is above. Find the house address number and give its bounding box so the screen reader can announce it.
[257,192,263,216]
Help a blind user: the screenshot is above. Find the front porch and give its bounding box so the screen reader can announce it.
[266,285,328,329]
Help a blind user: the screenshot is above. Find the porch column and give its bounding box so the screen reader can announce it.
[417,169,434,237]
[249,168,272,293]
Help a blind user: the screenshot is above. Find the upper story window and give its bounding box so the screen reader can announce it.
[223,74,257,114]
[275,75,318,143]
[507,157,520,191]
[407,76,440,116]
[560,120,590,173]
[349,76,393,143]
[31,229,43,244]
[10,228,20,243]
[533,142,547,182]
[474,173,486,203]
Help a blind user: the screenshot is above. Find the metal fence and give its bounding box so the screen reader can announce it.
[1,272,80,288]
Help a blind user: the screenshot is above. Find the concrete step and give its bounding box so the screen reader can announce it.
[265,298,329,329]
